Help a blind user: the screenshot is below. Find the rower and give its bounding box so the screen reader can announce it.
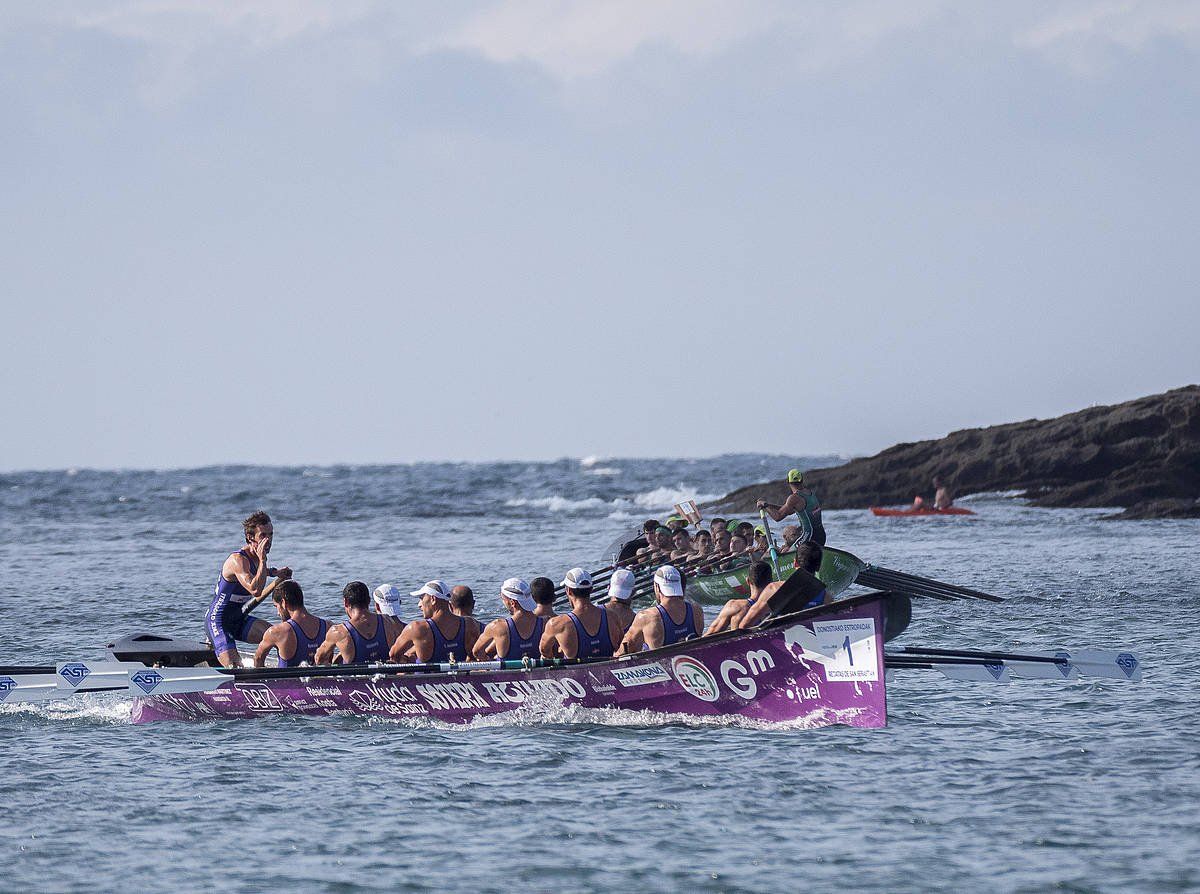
[206,510,292,668]
[473,578,546,660]
[540,568,623,659]
[530,576,557,618]
[933,476,954,510]
[778,525,802,552]
[709,517,728,538]
[450,584,486,643]
[757,469,826,546]
[373,583,404,620]
[314,581,398,665]
[616,566,704,654]
[669,529,693,561]
[665,515,689,532]
[603,568,637,634]
[739,543,827,628]
[705,560,777,634]
[254,580,328,668]
[390,580,477,663]
[635,520,660,560]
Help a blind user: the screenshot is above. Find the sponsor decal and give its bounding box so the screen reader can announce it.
[0,676,15,702]
[236,683,283,712]
[1054,651,1073,678]
[611,663,670,688]
[810,618,879,682]
[415,681,490,710]
[1116,652,1139,679]
[670,656,719,702]
[719,649,777,700]
[58,663,91,688]
[481,678,587,704]
[131,670,164,694]
[984,662,1005,680]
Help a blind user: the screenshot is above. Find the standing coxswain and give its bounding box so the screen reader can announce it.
[473,578,546,660]
[757,469,826,546]
[206,510,292,667]
[254,580,328,667]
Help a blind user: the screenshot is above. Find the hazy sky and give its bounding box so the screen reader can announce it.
[2,1,1197,470]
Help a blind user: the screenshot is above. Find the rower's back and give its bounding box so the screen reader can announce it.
[341,581,393,664]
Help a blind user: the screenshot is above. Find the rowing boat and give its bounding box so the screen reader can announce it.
[686,545,865,603]
[870,506,976,517]
[124,592,892,726]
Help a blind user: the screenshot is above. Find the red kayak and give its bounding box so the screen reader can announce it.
[870,506,976,517]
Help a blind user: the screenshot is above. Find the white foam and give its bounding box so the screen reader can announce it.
[631,484,720,510]
[0,694,132,724]
[505,495,611,512]
[585,466,620,476]
[579,455,608,467]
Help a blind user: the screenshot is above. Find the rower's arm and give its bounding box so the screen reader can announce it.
[314,625,346,666]
[615,614,647,656]
[228,552,269,599]
[473,620,501,659]
[691,602,705,637]
[539,617,565,659]
[738,597,772,629]
[253,625,282,667]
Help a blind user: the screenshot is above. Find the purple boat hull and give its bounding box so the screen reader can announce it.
[131,594,888,727]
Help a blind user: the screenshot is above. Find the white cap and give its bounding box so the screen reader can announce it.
[654,565,684,598]
[410,579,451,601]
[608,568,636,603]
[560,567,593,590]
[500,577,536,611]
[373,584,404,617]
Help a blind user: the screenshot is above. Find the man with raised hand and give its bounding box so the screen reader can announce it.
[315,581,398,665]
[739,543,827,628]
[530,577,557,619]
[603,567,637,635]
[206,510,292,668]
[474,578,546,660]
[254,580,329,668]
[757,469,826,546]
[616,566,704,654]
[540,568,623,660]
[390,580,477,663]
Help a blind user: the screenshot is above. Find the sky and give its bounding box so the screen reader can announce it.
[1,1,1197,470]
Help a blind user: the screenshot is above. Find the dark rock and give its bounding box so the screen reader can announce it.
[713,385,1200,519]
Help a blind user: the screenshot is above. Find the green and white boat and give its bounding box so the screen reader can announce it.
[686,545,867,604]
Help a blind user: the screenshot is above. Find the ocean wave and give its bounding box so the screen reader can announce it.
[579,455,608,468]
[585,466,620,476]
[505,484,717,515]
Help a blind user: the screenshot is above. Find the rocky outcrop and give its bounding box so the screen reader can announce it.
[714,386,1200,520]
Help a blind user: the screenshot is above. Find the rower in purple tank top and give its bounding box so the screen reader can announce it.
[616,565,705,654]
[541,568,623,659]
[314,581,398,665]
[205,511,293,667]
[390,580,479,663]
[253,580,329,667]
[474,578,545,660]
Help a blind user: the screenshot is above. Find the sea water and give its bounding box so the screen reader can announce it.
[0,457,1196,893]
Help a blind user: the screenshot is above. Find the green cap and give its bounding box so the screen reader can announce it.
[656,526,671,536]
[787,469,803,483]
[725,520,739,533]
[666,514,689,528]
[754,524,767,535]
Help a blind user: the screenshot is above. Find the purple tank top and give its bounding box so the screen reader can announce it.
[425,616,468,663]
[502,615,546,660]
[214,549,256,603]
[279,617,327,668]
[655,602,696,646]
[567,608,614,659]
[342,616,389,664]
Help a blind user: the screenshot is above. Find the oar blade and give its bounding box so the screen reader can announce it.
[932,661,1013,683]
[127,667,231,696]
[56,661,143,692]
[1031,650,1143,682]
[0,672,62,703]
